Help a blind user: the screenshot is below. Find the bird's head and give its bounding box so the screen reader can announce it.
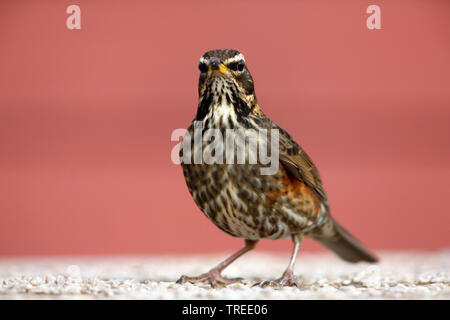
[196,49,258,122]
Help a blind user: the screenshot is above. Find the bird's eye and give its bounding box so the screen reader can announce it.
[228,60,245,72]
[237,60,245,71]
[199,62,208,73]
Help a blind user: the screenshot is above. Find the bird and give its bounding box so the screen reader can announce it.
[177,49,378,287]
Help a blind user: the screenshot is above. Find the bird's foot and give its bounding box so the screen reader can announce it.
[253,269,302,288]
[176,269,243,288]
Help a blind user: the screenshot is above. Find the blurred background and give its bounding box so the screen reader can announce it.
[0,0,449,257]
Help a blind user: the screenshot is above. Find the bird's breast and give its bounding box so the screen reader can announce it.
[181,101,325,239]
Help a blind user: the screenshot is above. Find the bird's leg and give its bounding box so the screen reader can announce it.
[176,239,258,287]
[254,234,304,288]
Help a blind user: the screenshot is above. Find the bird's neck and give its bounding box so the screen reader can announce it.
[196,80,259,130]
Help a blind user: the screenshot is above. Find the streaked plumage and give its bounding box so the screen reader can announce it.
[177,49,377,287]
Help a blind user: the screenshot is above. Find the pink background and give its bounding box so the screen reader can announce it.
[0,0,449,256]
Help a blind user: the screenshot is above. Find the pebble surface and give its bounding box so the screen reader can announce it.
[0,251,449,299]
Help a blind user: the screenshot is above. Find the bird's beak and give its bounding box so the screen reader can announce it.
[218,64,229,75]
[209,62,229,75]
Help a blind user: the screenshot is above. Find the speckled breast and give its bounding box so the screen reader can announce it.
[181,124,324,240]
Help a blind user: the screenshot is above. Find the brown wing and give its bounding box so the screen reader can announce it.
[249,110,328,205]
[275,123,328,205]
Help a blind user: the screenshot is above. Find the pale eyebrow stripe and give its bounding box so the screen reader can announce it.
[223,53,245,65]
[199,53,245,65]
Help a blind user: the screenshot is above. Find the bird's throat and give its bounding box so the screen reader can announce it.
[196,78,254,129]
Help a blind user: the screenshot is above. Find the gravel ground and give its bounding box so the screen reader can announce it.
[0,251,449,299]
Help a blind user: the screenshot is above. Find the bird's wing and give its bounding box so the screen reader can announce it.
[273,123,328,204]
[248,110,328,203]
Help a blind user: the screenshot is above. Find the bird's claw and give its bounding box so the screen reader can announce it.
[176,271,243,288]
[252,270,302,288]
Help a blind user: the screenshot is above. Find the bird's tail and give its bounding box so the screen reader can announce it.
[312,218,378,263]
